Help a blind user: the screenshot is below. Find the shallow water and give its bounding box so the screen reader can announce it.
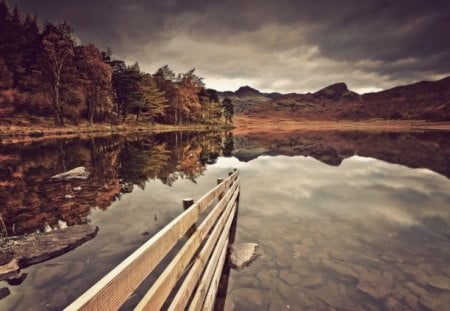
[0,130,450,310]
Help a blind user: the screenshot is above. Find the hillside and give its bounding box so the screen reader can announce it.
[218,86,281,113]
[228,76,450,121]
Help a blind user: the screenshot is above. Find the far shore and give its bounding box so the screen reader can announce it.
[0,115,230,145]
[233,115,450,135]
[2,114,450,145]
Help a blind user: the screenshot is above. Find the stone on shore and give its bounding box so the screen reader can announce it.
[50,166,89,181]
[229,242,263,271]
[0,225,98,280]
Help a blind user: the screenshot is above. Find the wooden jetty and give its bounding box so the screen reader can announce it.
[65,169,240,311]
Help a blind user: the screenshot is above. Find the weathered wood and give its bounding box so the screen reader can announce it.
[182,198,194,210]
[188,207,233,311]
[182,198,195,237]
[66,170,240,311]
[202,235,230,311]
[167,190,239,311]
[135,182,240,311]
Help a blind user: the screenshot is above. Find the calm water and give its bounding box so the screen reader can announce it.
[0,130,450,310]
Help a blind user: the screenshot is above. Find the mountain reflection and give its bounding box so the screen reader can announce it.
[232,130,450,178]
[0,131,229,236]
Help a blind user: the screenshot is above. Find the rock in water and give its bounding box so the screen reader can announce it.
[0,259,19,281]
[229,242,263,271]
[50,167,90,181]
[0,225,98,280]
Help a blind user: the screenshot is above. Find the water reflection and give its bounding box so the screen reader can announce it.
[0,131,226,236]
[0,129,449,311]
[217,154,450,310]
[233,130,450,178]
[220,130,450,311]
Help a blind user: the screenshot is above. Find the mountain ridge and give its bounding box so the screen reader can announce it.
[218,76,450,121]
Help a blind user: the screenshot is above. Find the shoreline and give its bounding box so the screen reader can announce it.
[2,115,450,145]
[0,119,231,145]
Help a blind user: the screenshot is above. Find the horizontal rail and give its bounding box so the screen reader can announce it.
[167,190,239,311]
[187,202,235,311]
[134,181,240,310]
[65,169,239,311]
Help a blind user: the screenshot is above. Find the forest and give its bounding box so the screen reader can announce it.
[0,2,233,127]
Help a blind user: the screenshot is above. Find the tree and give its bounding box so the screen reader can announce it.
[111,61,142,121]
[138,74,167,123]
[222,97,233,124]
[40,22,75,126]
[75,44,113,124]
[0,57,15,117]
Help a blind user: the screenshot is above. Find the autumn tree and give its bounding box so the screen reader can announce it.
[40,22,75,126]
[174,68,203,125]
[137,74,167,123]
[154,65,177,124]
[75,44,113,124]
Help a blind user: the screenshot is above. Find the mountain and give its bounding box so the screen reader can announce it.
[218,86,282,113]
[227,76,450,121]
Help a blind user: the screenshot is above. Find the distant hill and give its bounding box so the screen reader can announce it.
[222,76,450,121]
[218,86,282,113]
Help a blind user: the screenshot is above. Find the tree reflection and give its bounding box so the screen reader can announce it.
[0,131,234,236]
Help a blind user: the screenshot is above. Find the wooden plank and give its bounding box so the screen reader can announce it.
[134,182,240,311]
[188,207,233,311]
[65,170,239,311]
[167,191,239,311]
[202,234,230,311]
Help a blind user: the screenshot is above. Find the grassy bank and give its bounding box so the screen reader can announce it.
[0,115,230,144]
[233,115,450,135]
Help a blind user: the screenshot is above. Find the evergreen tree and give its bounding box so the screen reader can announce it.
[222,97,233,124]
[111,61,142,121]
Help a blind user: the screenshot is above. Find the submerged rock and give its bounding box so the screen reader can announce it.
[279,270,300,286]
[229,242,263,271]
[0,287,10,300]
[419,295,450,311]
[428,275,450,290]
[0,259,19,280]
[0,225,98,279]
[50,166,89,181]
[232,288,265,309]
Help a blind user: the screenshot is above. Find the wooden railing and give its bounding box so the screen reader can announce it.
[65,169,240,311]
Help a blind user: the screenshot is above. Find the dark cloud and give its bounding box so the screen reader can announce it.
[9,0,450,93]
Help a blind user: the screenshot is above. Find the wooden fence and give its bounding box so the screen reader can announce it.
[65,169,240,311]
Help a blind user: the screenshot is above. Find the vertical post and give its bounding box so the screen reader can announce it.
[217,178,224,201]
[182,198,195,237]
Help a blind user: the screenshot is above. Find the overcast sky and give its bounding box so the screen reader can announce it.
[9,0,450,93]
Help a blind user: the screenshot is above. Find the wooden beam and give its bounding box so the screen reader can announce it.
[167,190,239,311]
[188,209,232,311]
[65,170,239,311]
[201,234,230,311]
[134,182,240,311]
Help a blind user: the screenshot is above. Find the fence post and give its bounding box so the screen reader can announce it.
[182,198,195,237]
[217,178,224,201]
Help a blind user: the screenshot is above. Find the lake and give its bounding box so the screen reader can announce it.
[1,130,450,310]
